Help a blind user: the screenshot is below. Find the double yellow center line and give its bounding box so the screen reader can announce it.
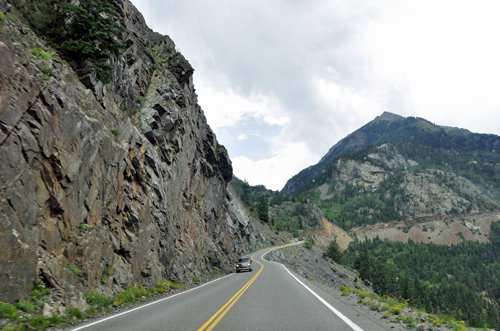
[198,253,263,331]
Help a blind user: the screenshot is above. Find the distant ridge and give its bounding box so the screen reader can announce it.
[281,111,500,195]
[281,112,407,195]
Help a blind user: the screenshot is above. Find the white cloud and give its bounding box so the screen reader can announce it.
[232,141,318,191]
[194,78,289,131]
[313,76,384,120]
[237,134,247,141]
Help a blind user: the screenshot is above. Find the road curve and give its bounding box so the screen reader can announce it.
[69,242,389,331]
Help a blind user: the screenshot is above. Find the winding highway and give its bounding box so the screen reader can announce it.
[70,243,388,331]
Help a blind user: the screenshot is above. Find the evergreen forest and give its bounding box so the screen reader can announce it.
[343,222,500,329]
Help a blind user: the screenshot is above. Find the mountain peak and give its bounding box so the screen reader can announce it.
[376,112,405,121]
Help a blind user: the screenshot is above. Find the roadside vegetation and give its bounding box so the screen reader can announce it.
[0,280,181,330]
[339,286,477,331]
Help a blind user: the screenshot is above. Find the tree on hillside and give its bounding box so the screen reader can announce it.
[355,241,372,281]
[241,180,250,205]
[257,195,269,223]
[323,235,343,264]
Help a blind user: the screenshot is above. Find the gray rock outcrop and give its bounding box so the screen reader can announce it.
[0,0,269,310]
[322,143,497,219]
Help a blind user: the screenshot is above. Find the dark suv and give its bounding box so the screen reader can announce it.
[236,257,252,273]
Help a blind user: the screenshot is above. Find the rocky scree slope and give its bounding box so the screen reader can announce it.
[0,0,271,311]
[353,212,499,246]
[265,245,368,292]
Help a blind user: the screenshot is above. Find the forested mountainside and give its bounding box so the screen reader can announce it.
[343,222,500,329]
[0,0,275,311]
[282,112,500,195]
[231,176,324,238]
[293,141,500,230]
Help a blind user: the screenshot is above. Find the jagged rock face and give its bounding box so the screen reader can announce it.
[0,0,268,309]
[323,144,496,219]
[329,144,411,192]
[331,159,390,191]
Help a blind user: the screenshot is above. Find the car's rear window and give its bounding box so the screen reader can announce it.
[238,258,250,262]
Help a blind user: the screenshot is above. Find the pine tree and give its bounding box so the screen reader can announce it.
[355,241,372,281]
[372,256,387,295]
[59,0,125,83]
[257,195,269,223]
[241,180,250,205]
[324,235,343,264]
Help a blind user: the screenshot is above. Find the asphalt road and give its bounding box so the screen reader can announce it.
[70,243,388,331]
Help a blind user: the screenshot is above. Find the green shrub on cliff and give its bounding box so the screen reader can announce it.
[67,264,83,277]
[32,47,56,60]
[0,302,17,319]
[29,279,51,299]
[14,0,125,84]
[0,11,6,24]
[35,64,55,82]
[16,300,34,313]
[111,129,120,139]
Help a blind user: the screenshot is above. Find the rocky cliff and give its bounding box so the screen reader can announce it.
[323,143,498,220]
[0,0,271,310]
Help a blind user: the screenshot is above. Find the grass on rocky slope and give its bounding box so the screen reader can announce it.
[339,286,486,331]
[0,280,181,330]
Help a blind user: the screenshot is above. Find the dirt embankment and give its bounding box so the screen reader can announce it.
[313,218,353,251]
[308,212,500,251]
[353,212,500,245]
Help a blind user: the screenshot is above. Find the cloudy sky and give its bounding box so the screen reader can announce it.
[130,0,500,191]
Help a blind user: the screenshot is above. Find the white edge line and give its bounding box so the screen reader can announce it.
[71,274,233,331]
[262,248,364,331]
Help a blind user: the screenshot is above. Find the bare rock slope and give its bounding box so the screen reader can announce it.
[0,0,272,310]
